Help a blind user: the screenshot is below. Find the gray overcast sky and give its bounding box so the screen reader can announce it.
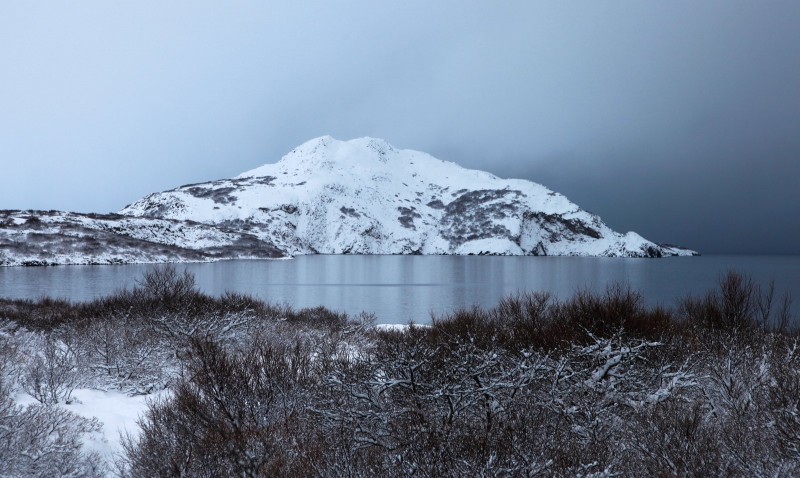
[1,1,798,254]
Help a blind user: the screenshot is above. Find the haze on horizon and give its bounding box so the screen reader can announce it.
[1,1,798,254]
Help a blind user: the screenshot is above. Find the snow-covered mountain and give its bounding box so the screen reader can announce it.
[0,136,695,266]
[120,136,696,258]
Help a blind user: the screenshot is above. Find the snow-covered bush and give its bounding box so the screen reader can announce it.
[21,331,84,404]
[0,324,105,478]
[75,311,172,395]
[0,396,105,478]
[2,269,798,477]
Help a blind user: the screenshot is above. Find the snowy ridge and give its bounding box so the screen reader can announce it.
[122,136,696,258]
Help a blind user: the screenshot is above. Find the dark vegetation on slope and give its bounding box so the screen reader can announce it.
[0,210,285,266]
[0,268,798,477]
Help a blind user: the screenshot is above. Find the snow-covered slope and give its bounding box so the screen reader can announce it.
[121,136,696,258]
[0,210,282,266]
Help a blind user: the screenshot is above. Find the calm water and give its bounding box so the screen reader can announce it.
[1,255,798,324]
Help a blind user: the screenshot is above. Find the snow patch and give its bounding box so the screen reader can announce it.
[65,389,167,464]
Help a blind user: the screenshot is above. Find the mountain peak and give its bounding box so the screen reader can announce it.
[290,135,336,155]
[239,136,404,178]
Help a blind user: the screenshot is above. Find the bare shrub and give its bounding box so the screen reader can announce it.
[679,271,793,333]
[77,312,172,394]
[21,332,82,404]
[127,267,261,360]
[0,320,26,389]
[0,396,105,477]
[120,336,322,477]
[431,286,673,352]
[2,296,79,331]
[769,339,800,465]
[135,265,198,306]
[493,291,554,347]
[629,400,725,477]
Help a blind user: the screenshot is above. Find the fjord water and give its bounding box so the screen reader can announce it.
[1,255,798,324]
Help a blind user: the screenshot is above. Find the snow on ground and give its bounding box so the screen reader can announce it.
[10,388,163,470]
[373,323,431,332]
[64,389,165,464]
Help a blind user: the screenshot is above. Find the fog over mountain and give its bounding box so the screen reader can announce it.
[1,1,798,254]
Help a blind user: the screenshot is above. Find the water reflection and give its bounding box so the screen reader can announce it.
[0,255,798,324]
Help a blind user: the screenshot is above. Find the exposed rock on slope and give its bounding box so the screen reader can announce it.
[0,210,282,266]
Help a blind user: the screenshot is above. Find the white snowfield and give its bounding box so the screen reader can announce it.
[122,136,696,258]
